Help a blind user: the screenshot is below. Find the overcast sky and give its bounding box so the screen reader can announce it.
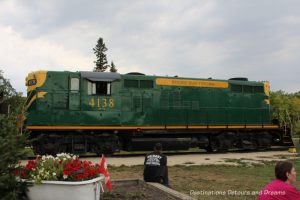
[0,0,299,94]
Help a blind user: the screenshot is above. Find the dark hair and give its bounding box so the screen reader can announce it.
[275,161,293,181]
[154,143,162,151]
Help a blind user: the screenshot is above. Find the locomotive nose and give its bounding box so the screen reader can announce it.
[25,71,47,92]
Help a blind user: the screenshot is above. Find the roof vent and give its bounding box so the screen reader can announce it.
[229,77,248,81]
[126,72,145,75]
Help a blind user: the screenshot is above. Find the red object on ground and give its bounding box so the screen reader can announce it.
[100,154,112,191]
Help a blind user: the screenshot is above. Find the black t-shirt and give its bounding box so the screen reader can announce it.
[143,151,167,183]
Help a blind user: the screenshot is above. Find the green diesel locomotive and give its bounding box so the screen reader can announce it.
[25,70,293,155]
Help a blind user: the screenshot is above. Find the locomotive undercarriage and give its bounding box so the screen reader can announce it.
[126,129,281,153]
[31,132,119,155]
[204,130,275,152]
[30,128,290,155]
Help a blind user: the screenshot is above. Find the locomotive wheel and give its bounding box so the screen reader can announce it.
[254,132,272,150]
[205,138,221,152]
[32,141,58,155]
[205,135,231,152]
[204,144,218,152]
[93,144,103,156]
[94,143,114,156]
[32,143,45,155]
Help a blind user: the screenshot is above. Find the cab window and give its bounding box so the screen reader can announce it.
[88,81,111,95]
[70,78,79,91]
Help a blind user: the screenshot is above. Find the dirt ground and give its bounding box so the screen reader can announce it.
[86,150,294,166]
[101,181,179,200]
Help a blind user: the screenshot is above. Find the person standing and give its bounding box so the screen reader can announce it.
[143,143,169,186]
[258,161,300,200]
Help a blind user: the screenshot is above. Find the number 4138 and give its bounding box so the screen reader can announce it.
[89,98,114,109]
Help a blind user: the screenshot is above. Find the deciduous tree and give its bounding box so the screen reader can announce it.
[0,71,25,115]
[270,91,300,135]
[0,70,16,105]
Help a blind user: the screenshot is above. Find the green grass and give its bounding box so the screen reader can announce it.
[108,158,300,200]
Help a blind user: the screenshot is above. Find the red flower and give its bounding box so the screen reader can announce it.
[21,171,26,177]
[25,160,36,170]
[63,169,71,176]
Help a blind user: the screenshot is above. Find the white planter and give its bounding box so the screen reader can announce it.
[25,176,104,200]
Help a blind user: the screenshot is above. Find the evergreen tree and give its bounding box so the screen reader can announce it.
[0,115,28,200]
[93,37,109,72]
[0,71,28,200]
[110,61,117,73]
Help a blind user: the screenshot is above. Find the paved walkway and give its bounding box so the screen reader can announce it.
[86,151,295,166]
